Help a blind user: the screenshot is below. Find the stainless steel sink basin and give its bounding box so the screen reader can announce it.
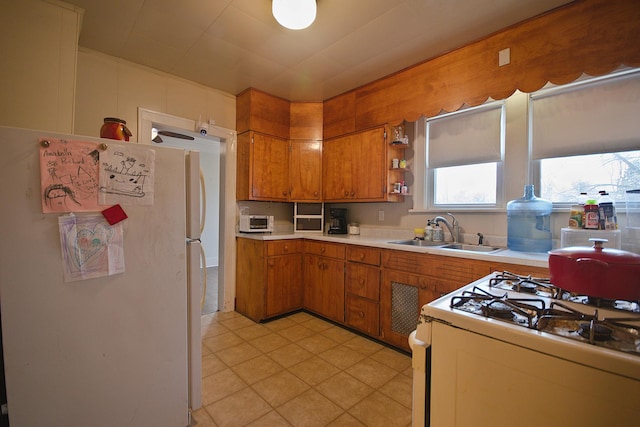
[387,239,446,247]
[439,243,503,253]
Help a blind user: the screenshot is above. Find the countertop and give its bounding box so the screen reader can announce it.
[236,231,549,268]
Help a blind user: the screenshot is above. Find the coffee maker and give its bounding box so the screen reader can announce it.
[327,208,348,234]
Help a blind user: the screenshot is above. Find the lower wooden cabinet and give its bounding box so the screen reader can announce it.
[235,238,303,322]
[303,247,345,323]
[345,246,382,337]
[236,237,549,351]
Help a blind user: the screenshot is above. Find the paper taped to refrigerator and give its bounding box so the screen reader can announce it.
[39,138,101,213]
[98,145,155,205]
[58,214,125,282]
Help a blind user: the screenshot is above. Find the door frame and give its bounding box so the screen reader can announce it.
[137,108,237,313]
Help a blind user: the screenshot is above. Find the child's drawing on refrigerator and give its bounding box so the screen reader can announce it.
[99,146,155,206]
[58,213,125,282]
[39,138,101,213]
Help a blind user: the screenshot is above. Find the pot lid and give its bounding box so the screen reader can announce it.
[549,239,640,264]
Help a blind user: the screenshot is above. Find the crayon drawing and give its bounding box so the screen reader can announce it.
[39,138,101,213]
[99,146,155,206]
[58,214,125,282]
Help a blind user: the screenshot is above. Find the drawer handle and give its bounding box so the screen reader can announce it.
[283,245,288,252]
[320,247,326,253]
[359,279,365,285]
[359,253,365,260]
[359,311,365,318]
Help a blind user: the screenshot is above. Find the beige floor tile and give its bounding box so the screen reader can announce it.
[326,412,366,427]
[263,316,299,332]
[202,331,244,353]
[378,373,413,409]
[202,353,227,377]
[315,372,374,410]
[198,311,413,427]
[277,323,316,341]
[249,332,292,353]
[320,325,359,343]
[219,315,257,331]
[251,370,310,407]
[215,342,262,367]
[231,354,283,385]
[267,343,313,368]
[278,389,344,427]
[348,391,412,427]
[289,356,341,386]
[345,357,398,388]
[301,316,336,332]
[233,323,271,341]
[207,387,272,427]
[296,333,339,354]
[190,407,217,427]
[286,311,316,323]
[212,311,243,322]
[342,335,384,355]
[369,347,412,372]
[202,321,230,339]
[318,345,367,370]
[201,368,247,405]
[246,410,292,426]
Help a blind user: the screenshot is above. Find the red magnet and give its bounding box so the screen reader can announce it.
[101,204,128,225]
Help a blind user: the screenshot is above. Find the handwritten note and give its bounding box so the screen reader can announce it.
[99,145,155,206]
[39,138,101,213]
[58,214,125,282]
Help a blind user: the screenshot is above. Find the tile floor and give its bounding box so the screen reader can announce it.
[191,311,413,427]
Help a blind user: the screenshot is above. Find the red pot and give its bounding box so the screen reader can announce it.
[548,239,640,301]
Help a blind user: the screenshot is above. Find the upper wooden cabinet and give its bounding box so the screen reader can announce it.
[290,102,323,201]
[322,126,389,202]
[290,140,322,201]
[236,88,290,138]
[290,102,323,140]
[237,131,290,201]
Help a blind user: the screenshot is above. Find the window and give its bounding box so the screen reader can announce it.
[425,102,504,208]
[530,69,640,205]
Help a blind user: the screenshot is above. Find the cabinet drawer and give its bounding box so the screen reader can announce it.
[382,249,438,276]
[266,239,302,256]
[345,294,379,336]
[346,263,380,300]
[346,245,381,266]
[304,240,345,259]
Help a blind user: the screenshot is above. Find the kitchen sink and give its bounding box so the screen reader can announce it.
[387,239,447,247]
[439,243,503,253]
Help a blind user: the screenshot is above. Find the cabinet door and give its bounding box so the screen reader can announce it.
[352,127,386,200]
[266,254,303,317]
[290,140,322,201]
[303,255,345,322]
[251,133,289,200]
[380,269,439,351]
[322,135,354,200]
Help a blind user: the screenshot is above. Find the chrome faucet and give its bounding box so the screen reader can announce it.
[433,213,459,243]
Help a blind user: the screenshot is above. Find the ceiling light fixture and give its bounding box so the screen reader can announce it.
[272,0,317,30]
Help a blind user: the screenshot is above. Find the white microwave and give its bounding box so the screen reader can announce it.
[239,215,274,233]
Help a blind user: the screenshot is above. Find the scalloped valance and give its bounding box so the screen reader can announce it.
[324,0,640,135]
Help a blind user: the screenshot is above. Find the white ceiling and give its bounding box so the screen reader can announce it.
[66,0,573,101]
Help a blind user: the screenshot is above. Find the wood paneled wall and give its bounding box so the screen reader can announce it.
[323,0,640,138]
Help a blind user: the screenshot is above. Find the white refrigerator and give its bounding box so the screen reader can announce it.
[0,126,202,426]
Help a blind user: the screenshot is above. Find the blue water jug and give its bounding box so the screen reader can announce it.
[507,185,552,253]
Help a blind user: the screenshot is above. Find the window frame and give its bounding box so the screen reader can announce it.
[413,101,506,212]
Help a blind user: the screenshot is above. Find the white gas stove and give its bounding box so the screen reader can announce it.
[409,271,640,426]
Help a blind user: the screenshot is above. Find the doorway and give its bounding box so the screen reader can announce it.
[137,108,237,314]
[151,127,220,314]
